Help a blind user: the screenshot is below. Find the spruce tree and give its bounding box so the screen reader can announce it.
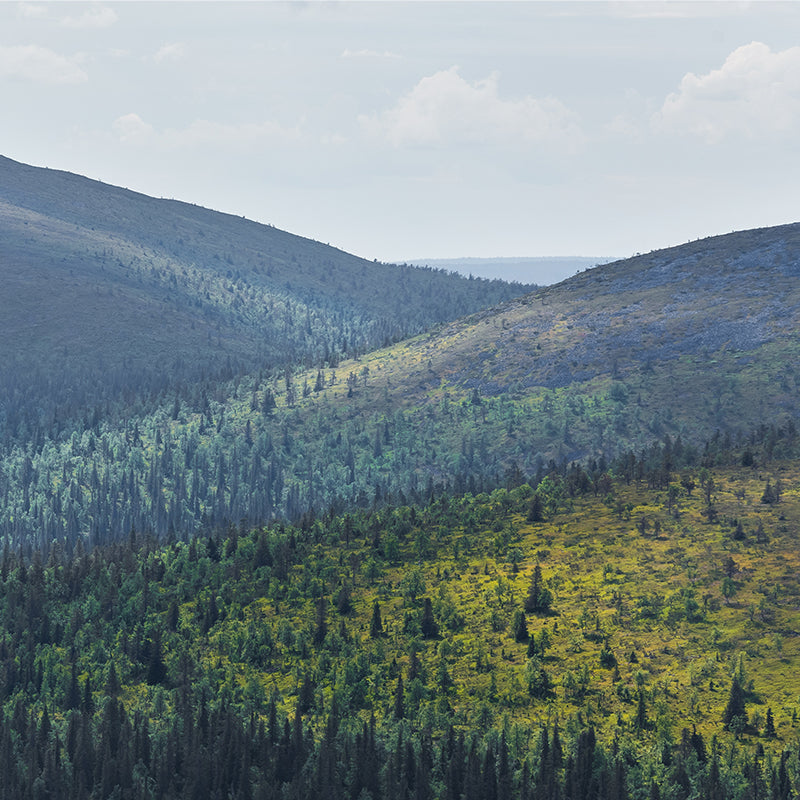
[765,707,776,738]
[723,675,747,729]
[513,610,529,642]
[525,565,552,613]
[393,675,404,720]
[421,597,439,639]
[313,597,327,647]
[369,600,383,638]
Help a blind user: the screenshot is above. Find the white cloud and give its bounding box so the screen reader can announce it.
[359,66,583,149]
[153,43,186,63]
[607,2,747,20]
[655,42,800,142]
[112,114,302,148]
[60,6,117,29]
[341,48,401,60]
[0,45,87,84]
[113,113,154,143]
[16,3,48,19]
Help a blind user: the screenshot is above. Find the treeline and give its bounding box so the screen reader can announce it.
[1,699,789,800]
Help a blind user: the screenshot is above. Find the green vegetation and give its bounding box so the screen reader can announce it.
[4,156,800,797]
[0,154,532,447]
[4,177,800,546]
[1,444,799,797]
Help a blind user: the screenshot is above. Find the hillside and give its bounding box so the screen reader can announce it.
[0,155,533,443]
[2,222,800,545]
[0,449,798,798]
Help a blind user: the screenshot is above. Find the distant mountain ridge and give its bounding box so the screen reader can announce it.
[0,154,534,442]
[407,255,617,285]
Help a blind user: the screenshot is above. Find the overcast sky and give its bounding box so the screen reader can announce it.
[2,1,800,275]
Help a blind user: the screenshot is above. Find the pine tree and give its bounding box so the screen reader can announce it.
[369,600,383,638]
[313,597,328,646]
[635,690,647,730]
[723,675,747,729]
[513,610,529,642]
[764,706,776,738]
[421,597,439,639]
[525,565,552,613]
[146,631,167,686]
[393,675,404,720]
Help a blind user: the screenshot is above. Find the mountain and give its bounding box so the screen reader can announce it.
[2,220,799,547]
[0,154,534,443]
[0,444,796,798]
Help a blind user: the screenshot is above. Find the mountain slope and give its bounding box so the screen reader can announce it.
[0,451,797,798]
[0,155,533,442]
[2,222,799,546]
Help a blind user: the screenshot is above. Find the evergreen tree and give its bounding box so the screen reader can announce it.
[525,565,552,613]
[513,610,529,642]
[393,675,404,720]
[764,707,776,738]
[146,631,167,686]
[313,597,328,647]
[421,597,439,639]
[370,600,384,638]
[723,675,747,729]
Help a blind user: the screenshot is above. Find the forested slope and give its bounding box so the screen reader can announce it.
[1,437,799,799]
[0,155,532,444]
[3,222,800,546]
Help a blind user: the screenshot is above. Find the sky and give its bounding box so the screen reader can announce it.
[2,1,800,280]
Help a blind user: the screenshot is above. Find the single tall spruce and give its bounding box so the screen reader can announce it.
[525,564,552,613]
[370,600,383,638]
[723,675,747,729]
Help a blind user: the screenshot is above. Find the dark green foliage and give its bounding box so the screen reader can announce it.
[335,583,352,615]
[0,509,788,800]
[723,675,747,729]
[145,631,167,686]
[370,600,384,638]
[513,610,529,642]
[393,675,404,720]
[599,643,617,668]
[313,597,328,647]
[420,598,438,639]
[765,707,776,738]
[524,565,552,614]
[527,493,545,523]
[636,690,648,730]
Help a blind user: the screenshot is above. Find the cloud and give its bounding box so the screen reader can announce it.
[16,3,48,19]
[341,48,401,60]
[113,113,155,143]
[607,2,746,19]
[359,67,582,149]
[112,114,302,148]
[60,6,117,29]
[0,45,87,84]
[655,42,800,142]
[153,43,186,63]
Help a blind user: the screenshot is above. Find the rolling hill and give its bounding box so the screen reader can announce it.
[0,446,797,799]
[2,219,799,546]
[0,154,533,444]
